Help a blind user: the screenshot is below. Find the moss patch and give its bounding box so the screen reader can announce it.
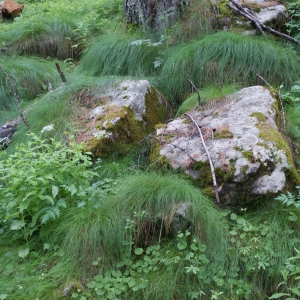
[242,150,256,163]
[86,86,168,158]
[250,112,266,122]
[258,122,300,185]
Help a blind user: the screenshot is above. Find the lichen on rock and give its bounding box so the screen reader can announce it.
[75,79,169,157]
[152,86,300,204]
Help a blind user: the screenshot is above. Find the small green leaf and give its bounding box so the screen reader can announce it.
[18,248,30,258]
[269,293,291,299]
[10,219,24,230]
[52,185,59,199]
[291,288,300,296]
[134,248,144,255]
[43,243,51,250]
[177,241,187,250]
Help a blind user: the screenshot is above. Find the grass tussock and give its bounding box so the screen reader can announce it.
[159,32,300,104]
[0,56,61,109]
[78,34,161,77]
[0,16,84,60]
[47,172,228,273]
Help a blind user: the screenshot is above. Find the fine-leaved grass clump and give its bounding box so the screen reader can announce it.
[159,32,300,104]
[0,16,84,59]
[78,33,162,77]
[0,56,61,109]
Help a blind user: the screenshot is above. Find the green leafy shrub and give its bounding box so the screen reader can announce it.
[0,132,99,241]
[286,0,300,39]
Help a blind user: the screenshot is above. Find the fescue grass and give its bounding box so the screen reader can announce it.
[78,33,162,77]
[46,172,228,274]
[0,56,61,109]
[0,16,84,60]
[176,84,239,116]
[158,31,300,104]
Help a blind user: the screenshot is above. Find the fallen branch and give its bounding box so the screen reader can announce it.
[185,113,220,203]
[55,62,67,83]
[278,87,286,134]
[0,65,30,130]
[227,0,300,45]
[187,78,201,106]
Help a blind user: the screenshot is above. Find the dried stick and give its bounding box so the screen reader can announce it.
[256,73,272,88]
[256,74,286,134]
[185,113,220,203]
[187,78,201,106]
[0,65,30,130]
[227,0,300,45]
[55,62,67,83]
[278,87,286,134]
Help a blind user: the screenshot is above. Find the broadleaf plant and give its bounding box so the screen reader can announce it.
[0,132,100,241]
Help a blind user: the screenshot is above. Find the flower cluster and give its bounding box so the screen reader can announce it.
[93,130,111,140]
[41,124,54,134]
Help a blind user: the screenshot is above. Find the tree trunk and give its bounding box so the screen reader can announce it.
[124,0,189,30]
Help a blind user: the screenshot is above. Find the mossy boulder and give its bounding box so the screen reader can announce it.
[76,79,170,158]
[152,86,300,205]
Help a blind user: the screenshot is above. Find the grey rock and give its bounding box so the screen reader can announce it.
[154,86,296,204]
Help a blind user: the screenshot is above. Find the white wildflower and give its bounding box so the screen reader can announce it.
[93,130,111,140]
[41,124,54,134]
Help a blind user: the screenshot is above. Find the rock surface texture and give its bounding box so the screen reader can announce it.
[153,86,299,204]
[76,79,169,157]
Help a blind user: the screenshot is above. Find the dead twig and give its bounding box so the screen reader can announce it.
[278,87,286,134]
[185,113,220,203]
[187,78,201,106]
[0,65,30,130]
[227,0,300,45]
[256,73,272,88]
[256,74,286,134]
[55,62,67,83]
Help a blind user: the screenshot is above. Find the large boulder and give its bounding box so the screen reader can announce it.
[76,79,170,157]
[152,86,300,204]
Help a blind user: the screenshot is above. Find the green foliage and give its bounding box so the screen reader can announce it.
[78,34,161,77]
[0,16,84,60]
[176,84,239,116]
[159,32,300,104]
[0,57,60,109]
[286,0,300,39]
[269,248,300,300]
[275,187,300,208]
[0,132,98,240]
[282,81,300,166]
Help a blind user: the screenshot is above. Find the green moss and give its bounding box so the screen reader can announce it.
[250,112,266,122]
[87,106,144,157]
[258,122,300,185]
[242,150,256,163]
[241,165,249,174]
[155,123,166,129]
[214,129,233,139]
[242,1,260,13]
[149,139,171,171]
[217,0,233,17]
[144,87,166,130]
[87,87,167,158]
